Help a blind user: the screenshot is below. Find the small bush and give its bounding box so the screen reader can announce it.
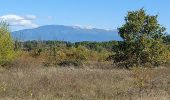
[30,48,42,57]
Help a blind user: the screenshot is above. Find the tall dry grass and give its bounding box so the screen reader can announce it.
[0,54,169,100]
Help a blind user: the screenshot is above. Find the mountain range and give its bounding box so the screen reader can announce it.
[12,25,121,42]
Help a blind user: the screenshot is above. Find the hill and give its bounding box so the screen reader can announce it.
[12,25,121,42]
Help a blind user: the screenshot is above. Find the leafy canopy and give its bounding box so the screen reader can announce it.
[114,9,167,68]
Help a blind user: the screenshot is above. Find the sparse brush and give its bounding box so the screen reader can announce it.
[43,45,111,68]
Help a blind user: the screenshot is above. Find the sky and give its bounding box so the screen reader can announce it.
[0,0,169,33]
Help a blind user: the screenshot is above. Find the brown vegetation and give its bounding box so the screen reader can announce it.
[0,54,169,100]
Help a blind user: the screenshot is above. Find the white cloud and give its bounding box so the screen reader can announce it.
[73,24,94,29]
[104,28,115,31]
[0,15,38,28]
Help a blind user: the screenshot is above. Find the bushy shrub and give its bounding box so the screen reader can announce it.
[30,48,42,57]
[44,46,86,67]
[114,9,168,68]
[0,22,15,66]
[44,45,111,67]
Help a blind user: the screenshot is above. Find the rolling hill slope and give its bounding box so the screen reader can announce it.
[12,25,121,42]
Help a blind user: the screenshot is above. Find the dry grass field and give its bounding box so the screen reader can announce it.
[0,55,170,100]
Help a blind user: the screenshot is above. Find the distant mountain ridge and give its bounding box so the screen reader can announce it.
[12,25,121,42]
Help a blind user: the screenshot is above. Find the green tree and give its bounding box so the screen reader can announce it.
[114,9,167,68]
[0,22,15,66]
[163,35,170,45]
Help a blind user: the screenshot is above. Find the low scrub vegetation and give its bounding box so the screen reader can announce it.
[43,45,111,67]
[0,9,170,100]
[0,57,169,100]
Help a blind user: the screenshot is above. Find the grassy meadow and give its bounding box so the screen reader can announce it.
[0,9,170,100]
[0,53,170,100]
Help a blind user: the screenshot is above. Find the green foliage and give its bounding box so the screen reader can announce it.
[0,22,15,66]
[28,41,43,57]
[75,41,118,52]
[114,9,168,68]
[163,35,170,45]
[14,40,22,51]
[44,45,111,67]
[30,48,42,57]
[45,46,87,67]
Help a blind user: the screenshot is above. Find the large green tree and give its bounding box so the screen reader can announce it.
[114,9,168,68]
[0,22,15,66]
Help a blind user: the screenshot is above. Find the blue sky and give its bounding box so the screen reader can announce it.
[0,0,169,33]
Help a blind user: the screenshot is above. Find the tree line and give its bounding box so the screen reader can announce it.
[0,8,170,68]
